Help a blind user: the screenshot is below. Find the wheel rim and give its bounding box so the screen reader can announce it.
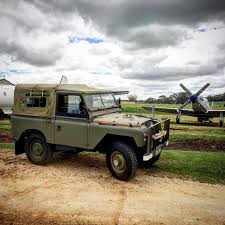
[110,151,126,174]
[30,141,44,160]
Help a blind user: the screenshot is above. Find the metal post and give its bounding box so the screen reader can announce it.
[151,106,155,118]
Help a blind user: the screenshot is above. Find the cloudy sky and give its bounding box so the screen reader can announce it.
[0,0,225,99]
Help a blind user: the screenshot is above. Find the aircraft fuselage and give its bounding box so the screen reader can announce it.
[192,96,211,113]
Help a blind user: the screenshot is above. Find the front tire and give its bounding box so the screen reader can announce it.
[106,142,138,181]
[24,133,53,165]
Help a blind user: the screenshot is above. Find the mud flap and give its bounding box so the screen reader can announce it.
[15,140,25,155]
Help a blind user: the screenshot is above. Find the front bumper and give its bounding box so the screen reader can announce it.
[143,140,169,161]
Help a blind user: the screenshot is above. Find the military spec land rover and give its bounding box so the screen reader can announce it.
[12,84,170,181]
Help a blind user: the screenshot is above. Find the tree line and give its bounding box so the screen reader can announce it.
[145,92,225,104]
[127,92,225,104]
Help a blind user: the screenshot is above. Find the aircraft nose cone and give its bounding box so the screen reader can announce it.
[190,94,197,103]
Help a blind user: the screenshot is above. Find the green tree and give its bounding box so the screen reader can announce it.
[128,94,138,102]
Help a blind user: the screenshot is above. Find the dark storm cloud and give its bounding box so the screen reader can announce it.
[0,0,65,67]
[218,42,225,51]
[122,63,225,81]
[28,0,225,27]
[0,40,62,67]
[27,0,225,48]
[122,25,187,50]
[132,81,175,90]
[122,43,225,82]
[212,82,225,89]
[0,0,74,33]
[111,54,168,70]
[1,0,225,75]
[187,60,201,66]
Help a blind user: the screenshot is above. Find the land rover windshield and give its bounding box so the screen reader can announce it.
[84,93,118,111]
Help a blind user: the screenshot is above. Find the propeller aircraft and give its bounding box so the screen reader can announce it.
[143,83,225,126]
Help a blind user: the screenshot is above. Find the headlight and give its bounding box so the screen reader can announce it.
[144,133,147,142]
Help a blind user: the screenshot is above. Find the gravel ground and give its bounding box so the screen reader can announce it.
[0,150,225,225]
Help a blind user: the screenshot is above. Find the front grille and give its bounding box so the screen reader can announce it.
[147,119,170,152]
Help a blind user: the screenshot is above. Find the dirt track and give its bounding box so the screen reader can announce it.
[0,150,225,225]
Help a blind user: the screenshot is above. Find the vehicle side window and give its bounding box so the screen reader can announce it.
[26,97,46,107]
[56,94,87,118]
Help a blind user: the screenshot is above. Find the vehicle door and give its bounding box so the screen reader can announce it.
[55,92,89,148]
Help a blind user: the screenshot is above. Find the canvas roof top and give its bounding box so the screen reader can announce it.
[15,84,112,94]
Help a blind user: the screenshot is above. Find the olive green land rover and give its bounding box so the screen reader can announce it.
[12,84,170,181]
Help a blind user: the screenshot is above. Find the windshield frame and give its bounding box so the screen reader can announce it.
[83,93,119,112]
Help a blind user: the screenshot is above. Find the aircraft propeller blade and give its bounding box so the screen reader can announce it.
[195,83,210,96]
[179,84,192,96]
[178,99,191,111]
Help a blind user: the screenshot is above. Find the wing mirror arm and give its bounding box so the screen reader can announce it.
[83,105,93,118]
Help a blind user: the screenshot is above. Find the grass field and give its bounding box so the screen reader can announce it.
[151,150,225,184]
[170,129,225,141]
[0,119,11,132]
[0,102,225,184]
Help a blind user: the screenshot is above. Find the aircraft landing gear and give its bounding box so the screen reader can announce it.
[219,113,224,127]
[176,116,180,124]
[176,111,181,124]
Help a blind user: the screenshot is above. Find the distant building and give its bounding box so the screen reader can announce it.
[0,78,15,86]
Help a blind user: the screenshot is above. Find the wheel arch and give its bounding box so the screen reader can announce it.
[94,134,137,153]
[15,129,46,155]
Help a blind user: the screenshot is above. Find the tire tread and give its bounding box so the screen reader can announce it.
[24,133,53,165]
[106,141,138,181]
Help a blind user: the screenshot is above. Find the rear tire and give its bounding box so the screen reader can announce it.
[24,133,53,165]
[106,142,138,181]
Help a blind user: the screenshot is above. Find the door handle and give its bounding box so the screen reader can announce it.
[57,125,61,131]
[46,117,52,123]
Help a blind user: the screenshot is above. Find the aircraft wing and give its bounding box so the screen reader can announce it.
[143,106,194,115]
[113,91,129,95]
[207,110,225,117]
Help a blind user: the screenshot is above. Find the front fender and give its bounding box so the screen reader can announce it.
[88,123,144,149]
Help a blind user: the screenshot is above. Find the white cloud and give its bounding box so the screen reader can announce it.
[0,0,225,99]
